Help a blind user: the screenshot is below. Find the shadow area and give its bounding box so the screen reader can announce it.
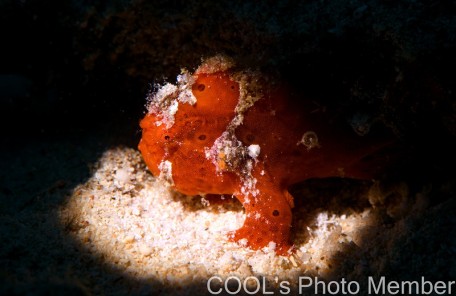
[319,189,456,295]
[0,121,147,295]
[290,178,374,246]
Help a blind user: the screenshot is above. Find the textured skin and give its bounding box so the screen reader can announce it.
[139,70,392,255]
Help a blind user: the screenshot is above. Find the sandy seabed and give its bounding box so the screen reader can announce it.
[58,147,452,295]
[2,145,454,295]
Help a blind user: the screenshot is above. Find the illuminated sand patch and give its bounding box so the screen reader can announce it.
[59,147,378,291]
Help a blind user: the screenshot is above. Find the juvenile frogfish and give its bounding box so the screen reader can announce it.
[139,55,394,255]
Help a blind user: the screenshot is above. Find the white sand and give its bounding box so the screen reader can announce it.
[2,142,452,295]
[59,147,388,293]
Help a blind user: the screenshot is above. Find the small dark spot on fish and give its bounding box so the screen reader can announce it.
[197,84,205,91]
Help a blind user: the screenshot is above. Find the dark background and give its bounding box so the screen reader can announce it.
[2,0,456,144]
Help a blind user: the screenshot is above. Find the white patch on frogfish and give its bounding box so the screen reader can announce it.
[247,144,261,159]
[158,160,174,186]
[176,70,197,105]
[146,70,196,129]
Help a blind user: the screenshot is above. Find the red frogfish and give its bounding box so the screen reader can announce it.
[139,55,393,255]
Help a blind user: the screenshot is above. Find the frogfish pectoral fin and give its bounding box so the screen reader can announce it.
[229,186,293,255]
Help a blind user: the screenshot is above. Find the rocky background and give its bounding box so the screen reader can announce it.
[1,0,455,294]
